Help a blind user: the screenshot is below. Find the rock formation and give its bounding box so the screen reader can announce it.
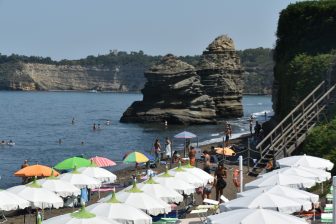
[121,35,244,124]
[120,54,217,124]
[197,35,244,117]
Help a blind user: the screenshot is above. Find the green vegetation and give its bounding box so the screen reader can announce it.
[274,0,336,118]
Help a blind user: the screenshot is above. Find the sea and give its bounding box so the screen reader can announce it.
[0,91,272,188]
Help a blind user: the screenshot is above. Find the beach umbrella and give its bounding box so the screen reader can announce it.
[174,131,197,139]
[90,156,116,167]
[87,190,152,224]
[183,163,214,185]
[153,168,195,195]
[259,166,331,183]
[168,162,204,188]
[78,166,117,183]
[276,154,334,170]
[0,189,30,211]
[58,168,102,189]
[14,165,60,177]
[123,176,184,204]
[208,208,309,224]
[43,205,119,224]
[99,181,171,216]
[237,185,319,203]
[54,156,91,170]
[123,151,149,163]
[244,172,316,190]
[36,175,80,198]
[220,192,312,214]
[214,147,236,156]
[7,179,63,209]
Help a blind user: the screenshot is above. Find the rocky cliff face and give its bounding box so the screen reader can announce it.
[197,35,244,117]
[121,35,244,124]
[120,54,217,124]
[0,62,146,91]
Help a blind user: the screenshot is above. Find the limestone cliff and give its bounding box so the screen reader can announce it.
[121,35,244,124]
[0,62,145,91]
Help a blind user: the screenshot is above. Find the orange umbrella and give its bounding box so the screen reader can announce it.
[14,164,59,177]
[215,147,236,156]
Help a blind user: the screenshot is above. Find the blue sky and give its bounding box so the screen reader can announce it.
[0,0,297,60]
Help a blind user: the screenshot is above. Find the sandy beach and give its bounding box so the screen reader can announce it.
[3,136,256,224]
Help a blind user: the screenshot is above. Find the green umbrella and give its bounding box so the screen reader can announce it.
[123,151,149,163]
[54,157,91,170]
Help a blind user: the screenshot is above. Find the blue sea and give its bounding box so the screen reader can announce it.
[0,91,272,188]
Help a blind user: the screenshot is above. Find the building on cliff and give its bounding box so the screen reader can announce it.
[120,35,244,124]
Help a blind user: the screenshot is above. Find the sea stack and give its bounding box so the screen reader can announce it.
[120,54,217,124]
[197,35,244,117]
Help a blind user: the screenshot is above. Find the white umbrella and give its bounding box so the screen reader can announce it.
[123,176,183,204]
[208,208,308,224]
[43,205,119,224]
[36,177,81,197]
[153,169,195,195]
[237,185,319,203]
[0,189,30,211]
[245,172,316,190]
[87,191,152,224]
[168,164,204,188]
[78,166,117,183]
[99,182,171,216]
[220,192,312,214]
[7,180,63,209]
[259,166,331,183]
[277,154,334,170]
[58,169,102,189]
[183,163,214,184]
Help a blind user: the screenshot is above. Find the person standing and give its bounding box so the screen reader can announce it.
[249,119,253,135]
[21,160,29,184]
[215,164,227,201]
[153,138,161,163]
[189,146,196,166]
[203,150,211,174]
[225,125,230,146]
[165,137,172,159]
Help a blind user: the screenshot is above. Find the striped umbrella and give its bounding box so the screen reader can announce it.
[90,156,116,167]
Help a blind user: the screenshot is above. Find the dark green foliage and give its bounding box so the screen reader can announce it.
[274,0,336,118]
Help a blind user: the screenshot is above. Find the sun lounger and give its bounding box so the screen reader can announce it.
[196,205,216,209]
[326,194,333,201]
[190,209,208,223]
[220,195,229,203]
[321,213,332,223]
[324,204,333,213]
[203,198,219,205]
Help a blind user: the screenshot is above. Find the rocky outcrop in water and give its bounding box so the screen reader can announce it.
[120,54,217,124]
[121,35,244,124]
[197,35,244,117]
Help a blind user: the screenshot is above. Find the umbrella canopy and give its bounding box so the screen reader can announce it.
[168,164,204,188]
[245,172,316,190]
[214,147,236,156]
[153,169,195,195]
[259,166,331,183]
[55,157,91,170]
[220,192,312,214]
[123,151,149,163]
[37,177,81,198]
[0,189,30,211]
[43,205,119,224]
[277,154,334,170]
[87,191,152,224]
[174,131,196,139]
[14,165,59,177]
[7,180,63,209]
[208,208,309,224]
[99,181,171,216]
[78,167,117,183]
[90,156,116,167]
[237,185,319,203]
[58,169,102,189]
[123,176,183,204]
[183,163,214,185]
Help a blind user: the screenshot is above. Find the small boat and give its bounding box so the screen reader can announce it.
[88,90,98,93]
[7,141,15,146]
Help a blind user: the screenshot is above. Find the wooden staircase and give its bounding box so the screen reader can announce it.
[249,81,336,176]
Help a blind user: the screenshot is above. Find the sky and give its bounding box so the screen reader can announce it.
[0,0,298,60]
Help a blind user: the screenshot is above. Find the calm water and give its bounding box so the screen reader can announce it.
[0,91,272,188]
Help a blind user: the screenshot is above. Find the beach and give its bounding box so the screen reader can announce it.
[4,136,256,224]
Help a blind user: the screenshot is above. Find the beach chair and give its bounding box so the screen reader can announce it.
[220,195,229,203]
[321,213,332,223]
[324,204,333,213]
[190,209,208,223]
[326,194,333,202]
[203,198,219,205]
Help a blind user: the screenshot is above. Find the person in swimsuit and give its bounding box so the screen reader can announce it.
[203,150,211,174]
[215,164,227,201]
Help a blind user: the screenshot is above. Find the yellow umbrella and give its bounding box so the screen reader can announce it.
[123,151,149,163]
[215,147,236,156]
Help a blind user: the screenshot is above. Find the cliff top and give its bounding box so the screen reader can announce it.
[206,35,235,52]
[147,54,195,74]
